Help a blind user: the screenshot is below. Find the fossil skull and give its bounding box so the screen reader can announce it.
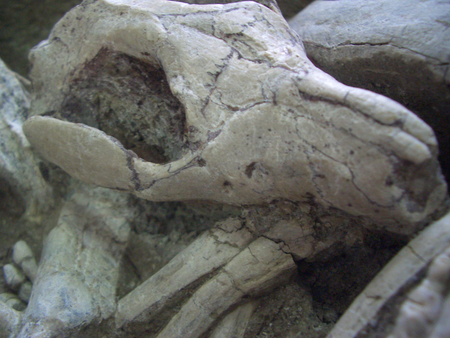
[3,0,448,337]
[23,1,446,233]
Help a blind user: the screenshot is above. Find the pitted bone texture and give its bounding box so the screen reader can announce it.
[23,0,446,235]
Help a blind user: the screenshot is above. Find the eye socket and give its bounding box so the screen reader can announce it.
[53,47,186,164]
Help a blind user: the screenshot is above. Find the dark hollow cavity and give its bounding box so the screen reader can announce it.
[56,47,186,164]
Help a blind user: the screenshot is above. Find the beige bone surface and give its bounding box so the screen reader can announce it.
[23,0,446,234]
[14,182,134,338]
[115,218,254,328]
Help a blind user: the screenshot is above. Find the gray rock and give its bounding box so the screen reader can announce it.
[289,0,450,180]
[0,59,54,217]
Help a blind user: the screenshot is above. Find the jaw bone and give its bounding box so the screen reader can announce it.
[23,0,446,233]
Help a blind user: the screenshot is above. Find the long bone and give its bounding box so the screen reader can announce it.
[115,218,255,331]
[154,236,296,338]
[23,0,446,234]
[114,205,354,336]
[14,183,133,338]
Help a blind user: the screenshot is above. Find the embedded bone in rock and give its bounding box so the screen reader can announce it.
[2,264,25,291]
[23,0,447,233]
[209,301,257,338]
[115,218,254,330]
[388,246,450,338]
[0,293,25,312]
[0,58,53,217]
[176,0,312,19]
[289,0,450,179]
[155,237,296,338]
[16,182,133,337]
[115,202,356,336]
[326,211,450,338]
[175,0,282,15]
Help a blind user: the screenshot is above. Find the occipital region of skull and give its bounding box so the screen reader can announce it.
[23,0,446,234]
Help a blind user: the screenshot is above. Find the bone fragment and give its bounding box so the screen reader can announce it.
[429,289,450,338]
[12,241,37,283]
[2,265,25,291]
[210,301,258,338]
[0,301,22,338]
[115,218,254,329]
[23,117,136,191]
[326,211,450,338]
[17,282,32,304]
[387,246,450,338]
[17,182,133,337]
[289,0,450,177]
[0,294,25,312]
[155,237,296,338]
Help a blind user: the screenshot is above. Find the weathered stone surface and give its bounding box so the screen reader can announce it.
[289,0,450,180]
[24,0,446,234]
[0,59,53,218]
